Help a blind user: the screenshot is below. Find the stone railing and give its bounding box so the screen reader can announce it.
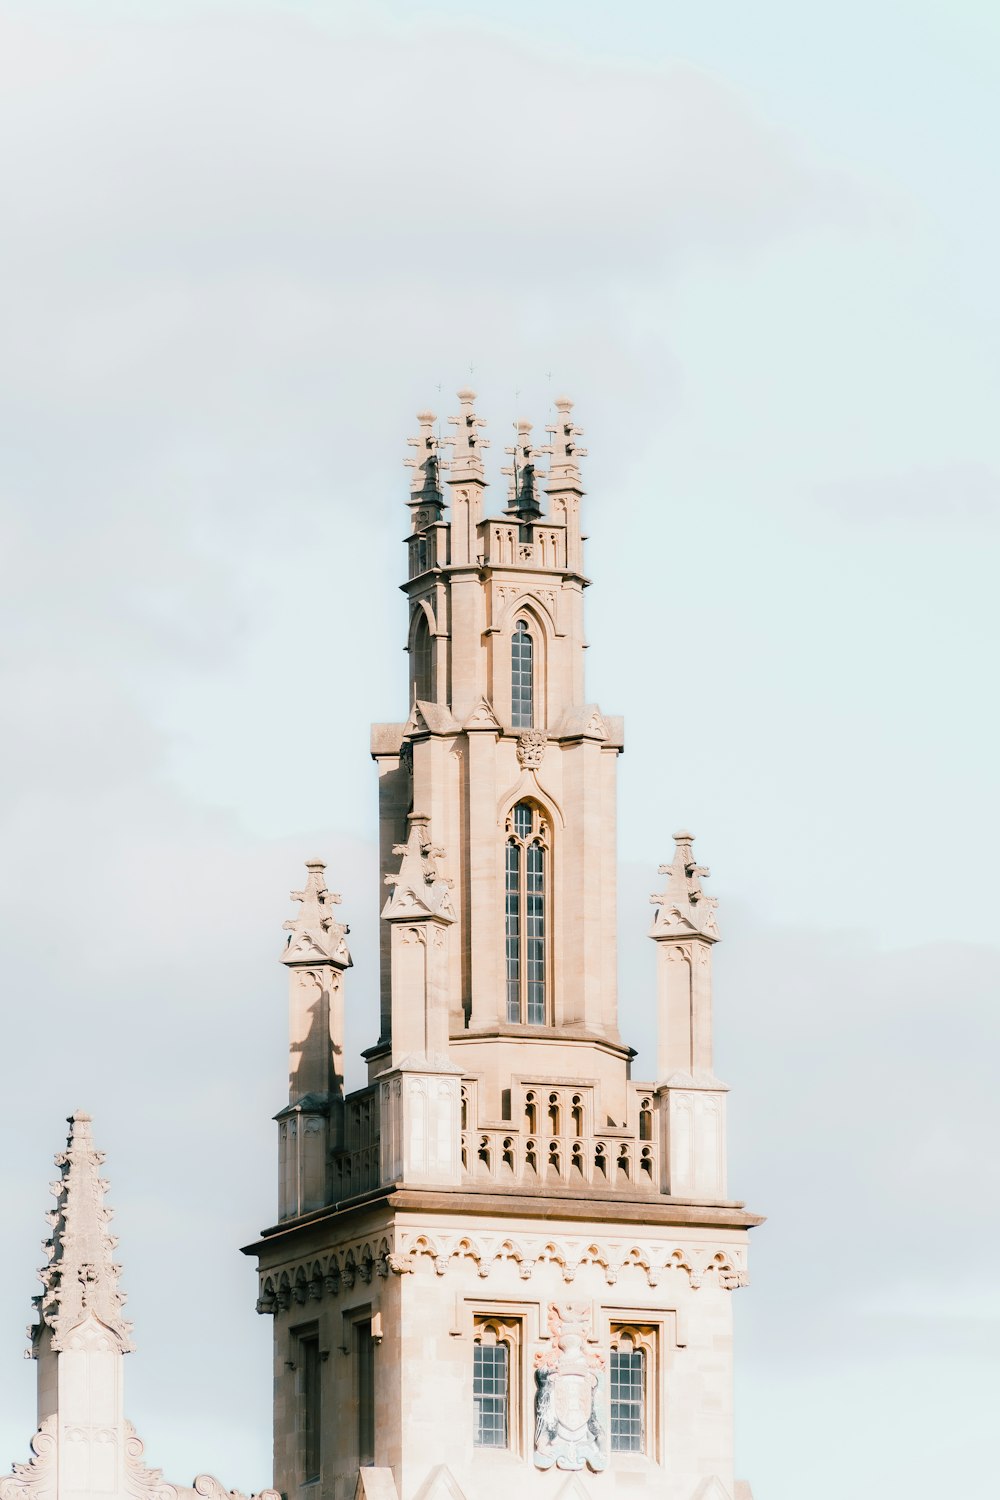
[481,521,566,572]
[460,1081,659,1193]
[332,1085,380,1200]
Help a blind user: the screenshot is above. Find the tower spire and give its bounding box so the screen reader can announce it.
[35,1109,133,1355]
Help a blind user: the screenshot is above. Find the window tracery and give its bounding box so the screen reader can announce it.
[505,801,548,1024]
[511,619,533,727]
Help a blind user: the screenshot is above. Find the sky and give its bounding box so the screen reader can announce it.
[0,1,997,1496]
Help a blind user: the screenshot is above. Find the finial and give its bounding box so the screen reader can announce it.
[443,388,489,482]
[404,409,446,528]
[501,418,547,520]
[543,394,587,490]
[282,859,352,966]
[649,830,720,940]
[382,817,456,922]
[34,1111,135,1355]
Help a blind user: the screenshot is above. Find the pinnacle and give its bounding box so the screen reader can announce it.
[282,859,352,968]
[36,1111,135,1354]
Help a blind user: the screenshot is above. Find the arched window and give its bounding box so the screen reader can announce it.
[610,1326,656,1455]
[511,619,533,727]
[411,611,433,702]
[505,801,548,1024]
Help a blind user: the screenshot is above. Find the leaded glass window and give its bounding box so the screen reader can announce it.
[505,802,548,1024]
[473,1339,509,1448]
[610,1338,646,1455]
[511,619,533,727]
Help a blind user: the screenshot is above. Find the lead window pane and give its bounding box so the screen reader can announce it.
[610,1347,645,1453]
[473,1342,509,1448]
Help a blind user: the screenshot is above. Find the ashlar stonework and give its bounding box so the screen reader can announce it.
[245,391,763,1500]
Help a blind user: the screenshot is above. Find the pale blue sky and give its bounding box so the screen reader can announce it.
[1,2,997,1497]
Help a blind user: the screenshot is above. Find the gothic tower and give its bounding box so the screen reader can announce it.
[244,392,762,1500]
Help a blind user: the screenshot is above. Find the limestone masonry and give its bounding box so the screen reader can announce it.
[5,392,762,1500]
[247,391,763,1500]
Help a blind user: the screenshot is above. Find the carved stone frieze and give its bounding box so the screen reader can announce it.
[256,1229,747,1312]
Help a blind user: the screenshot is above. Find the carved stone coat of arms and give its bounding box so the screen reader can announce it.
[533,1302,607,1472]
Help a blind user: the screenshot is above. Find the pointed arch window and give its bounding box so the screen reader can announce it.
[411,610,433,703]
[505,801,548,1024]
[511,619,533,727]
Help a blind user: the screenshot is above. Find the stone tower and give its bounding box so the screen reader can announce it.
[244,392,762,1500]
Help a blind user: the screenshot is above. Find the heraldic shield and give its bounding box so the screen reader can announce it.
[534,1303,607,1472]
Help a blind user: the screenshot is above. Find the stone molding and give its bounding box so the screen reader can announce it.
[256,1228,748,1312]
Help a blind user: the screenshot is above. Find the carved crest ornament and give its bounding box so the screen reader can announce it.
[534,1303,606,1473]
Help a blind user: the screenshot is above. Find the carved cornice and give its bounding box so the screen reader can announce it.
[256,1228,748,1312]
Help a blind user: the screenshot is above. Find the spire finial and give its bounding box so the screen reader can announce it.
[35,1111,134,1354]
[404,409,446,529]
[382,816,456,922]
[443,388,489,482]
[543,394,587,490]
[501,418,547,519]
[649,830,720,940]
[282,859,352,966]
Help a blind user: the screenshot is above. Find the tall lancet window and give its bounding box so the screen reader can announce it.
[412,611,433,702]
[511,619,533,727]
[505,801,548,1024]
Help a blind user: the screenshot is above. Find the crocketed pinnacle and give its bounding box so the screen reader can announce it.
[649,830,720,940]
[282,859,352,966]
[544,395,587,490]
[404,409,445,525]
[502,419,546,520]
[444,388,489,482]
[382,815,456,922]
[35,1111,134,1353]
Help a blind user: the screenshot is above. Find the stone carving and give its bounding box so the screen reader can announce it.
[382,817,456,922]
[0,1420,56,1500]
[543,396,588,489]
[36,1110,134,1355]
[534,1303,606,1473]
[502,419,547,520]
[193,1474,280,1500]
[516,729,546,768]
[464,697,501,732]
[257,1228,747,1312]
[282,860,351,966]
[443,388,489,481]
[650,830,720,940]
[404,409,445,519]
